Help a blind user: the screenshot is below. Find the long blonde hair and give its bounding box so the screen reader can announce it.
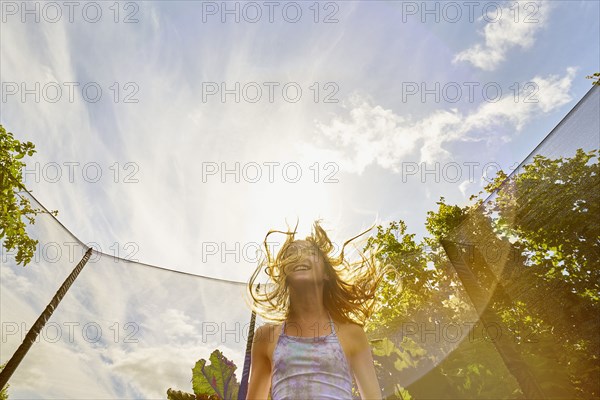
[247,219,398,327]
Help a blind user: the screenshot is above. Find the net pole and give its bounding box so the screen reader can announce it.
[0,247,93,390]
[238,310,256,400]
[238,283,259,400]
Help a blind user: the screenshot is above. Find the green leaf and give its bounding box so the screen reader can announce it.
[192,349,240,400]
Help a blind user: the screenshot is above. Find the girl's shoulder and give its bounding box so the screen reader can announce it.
[333,319,370,355]
[254,322,278,334]
[331,317,365,333]
[253,322,282,344]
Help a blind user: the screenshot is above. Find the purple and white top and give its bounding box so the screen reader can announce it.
[270,312,354,400]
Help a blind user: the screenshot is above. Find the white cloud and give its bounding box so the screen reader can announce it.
[106,343,216,397]
[6,341,120,398]
[458,179,474,198]
[458,67,577,133]
[453,0,553,71]
[162,308,198,338]
[0,264,33,295]
[302,68,576,174]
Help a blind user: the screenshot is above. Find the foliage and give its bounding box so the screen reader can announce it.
[586,72,600,86]
[168,350,240,400]
[0,124,58,266]
[192,349,240,400]
[482,149,599,398]
[364,220,429,332]
[166,388,220,400]
[366,148,599,398]
[491,149,599,301]
[363,212,484,398]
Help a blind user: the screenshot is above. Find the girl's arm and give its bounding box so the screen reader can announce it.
[347,325,382,400]
[246,325,272,400]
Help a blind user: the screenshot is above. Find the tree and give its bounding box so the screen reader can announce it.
[366,148,599,398]
[586,72,600,86]
[364,218,489,399]
[0,124,58,266]
[0,125,88,393]
[480,149,599,398]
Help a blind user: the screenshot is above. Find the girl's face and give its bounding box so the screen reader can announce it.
[281,240,329,286]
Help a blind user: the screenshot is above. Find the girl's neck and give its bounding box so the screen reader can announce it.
[287,284,328,324]
[286,304,331,338]
[288,304,329,324]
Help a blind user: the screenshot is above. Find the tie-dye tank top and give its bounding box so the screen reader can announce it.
[270,312,353,400]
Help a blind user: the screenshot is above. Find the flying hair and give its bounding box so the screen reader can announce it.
[247,219,400,328]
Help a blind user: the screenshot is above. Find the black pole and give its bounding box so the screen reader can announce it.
[0,247,93,390]
[238,284,259,400]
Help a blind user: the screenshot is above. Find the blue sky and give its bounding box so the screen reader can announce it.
[1,1,598,283]
[1,0,599,397]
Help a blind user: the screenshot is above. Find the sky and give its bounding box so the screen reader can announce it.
[1,0,599,397]
[1,0,599,283]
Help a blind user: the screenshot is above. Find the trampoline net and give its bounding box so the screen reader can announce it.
[1,85,598,399]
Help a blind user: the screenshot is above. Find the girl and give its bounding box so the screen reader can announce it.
[246,220,396,400]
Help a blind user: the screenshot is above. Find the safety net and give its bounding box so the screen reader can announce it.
[1,84,599,399]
